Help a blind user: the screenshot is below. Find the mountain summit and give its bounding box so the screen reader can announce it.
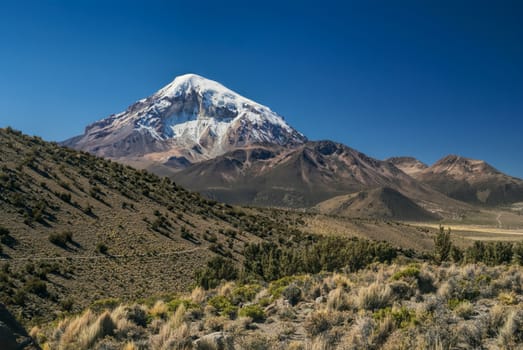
[64,73,306,167]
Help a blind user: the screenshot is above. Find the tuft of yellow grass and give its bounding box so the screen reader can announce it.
[59,309,95,347]
[123,341,138,350]
[191,287,206,304]
[149,300,168,319]
[78,310,115,349]
[326,287,350,311]
[356,282,393,311]
[218,281,235,298]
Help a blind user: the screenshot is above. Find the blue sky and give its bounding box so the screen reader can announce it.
[1,0,522,177]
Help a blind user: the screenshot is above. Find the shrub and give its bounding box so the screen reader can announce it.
[499,292,517,305]
[25,277,48,297]
[48,231,73,247]
[453,301,474,319]
[61,298,74,312]
[231,284,262,305]
[238,304,266,323]
[208,296,237,319]
[373,306,415,328]
[196,257,238,290]
[91,298,120,312]
[434,226,452,264]
[304,310,333,336]
[498,309,523,348]
[268,276,303,298]
[391,265,420,281]
[96,242,108,254]
[13,290,27,305]
[282,284,302,306]
[126,304,148,327]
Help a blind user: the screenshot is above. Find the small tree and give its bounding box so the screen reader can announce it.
[434,226,452,264]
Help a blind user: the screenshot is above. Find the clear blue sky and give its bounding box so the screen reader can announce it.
[1,0,522,178]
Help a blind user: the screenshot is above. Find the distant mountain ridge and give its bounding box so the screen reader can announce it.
[63,73,522,216]
[391,155,523,206]
[171,140,471,217]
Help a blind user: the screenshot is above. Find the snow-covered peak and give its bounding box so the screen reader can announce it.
[157,73,232,98]
[65,73,306,164]
[154,73,289,127]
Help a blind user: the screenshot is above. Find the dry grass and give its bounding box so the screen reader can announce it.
[35,262,523,349]
[149,300,169,319]
[356,282,393,311]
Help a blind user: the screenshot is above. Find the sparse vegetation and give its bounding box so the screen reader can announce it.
[33,263,523,349]
[2,128,523,349]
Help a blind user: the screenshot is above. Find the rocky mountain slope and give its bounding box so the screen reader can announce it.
[63,73,522,216]
[392,155,523,206]
[314,187,440,221]
[63,74,306,167]
[172,140,470,217]
[2,127,459,331]
[386,156,428,177]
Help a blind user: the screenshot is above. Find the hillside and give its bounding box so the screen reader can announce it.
[314,187,440,222]
[3,128,523,350]
[0,127,304,325]
[172,141,471,217]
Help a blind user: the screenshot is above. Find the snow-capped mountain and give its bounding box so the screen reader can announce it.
[64,74,306,166]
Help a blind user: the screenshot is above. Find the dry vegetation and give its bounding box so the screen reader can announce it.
[0,128,304,324]
[3,128,523,349]
[34,263,523,349]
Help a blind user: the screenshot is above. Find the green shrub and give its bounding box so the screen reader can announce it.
[231,284,262,305]
[239,304,266,322]
[282,283,302,306]
[13,290,26,305]
[434,226,452,264]
[167,298,198,312]
[25,278,48,297]
[373,306,415,328]
[196,257,238,290]
[392,265,420,281]
[208,295,237,319]
[268,276,302,298]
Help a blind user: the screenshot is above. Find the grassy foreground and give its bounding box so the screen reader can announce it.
[33,262,523,350]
